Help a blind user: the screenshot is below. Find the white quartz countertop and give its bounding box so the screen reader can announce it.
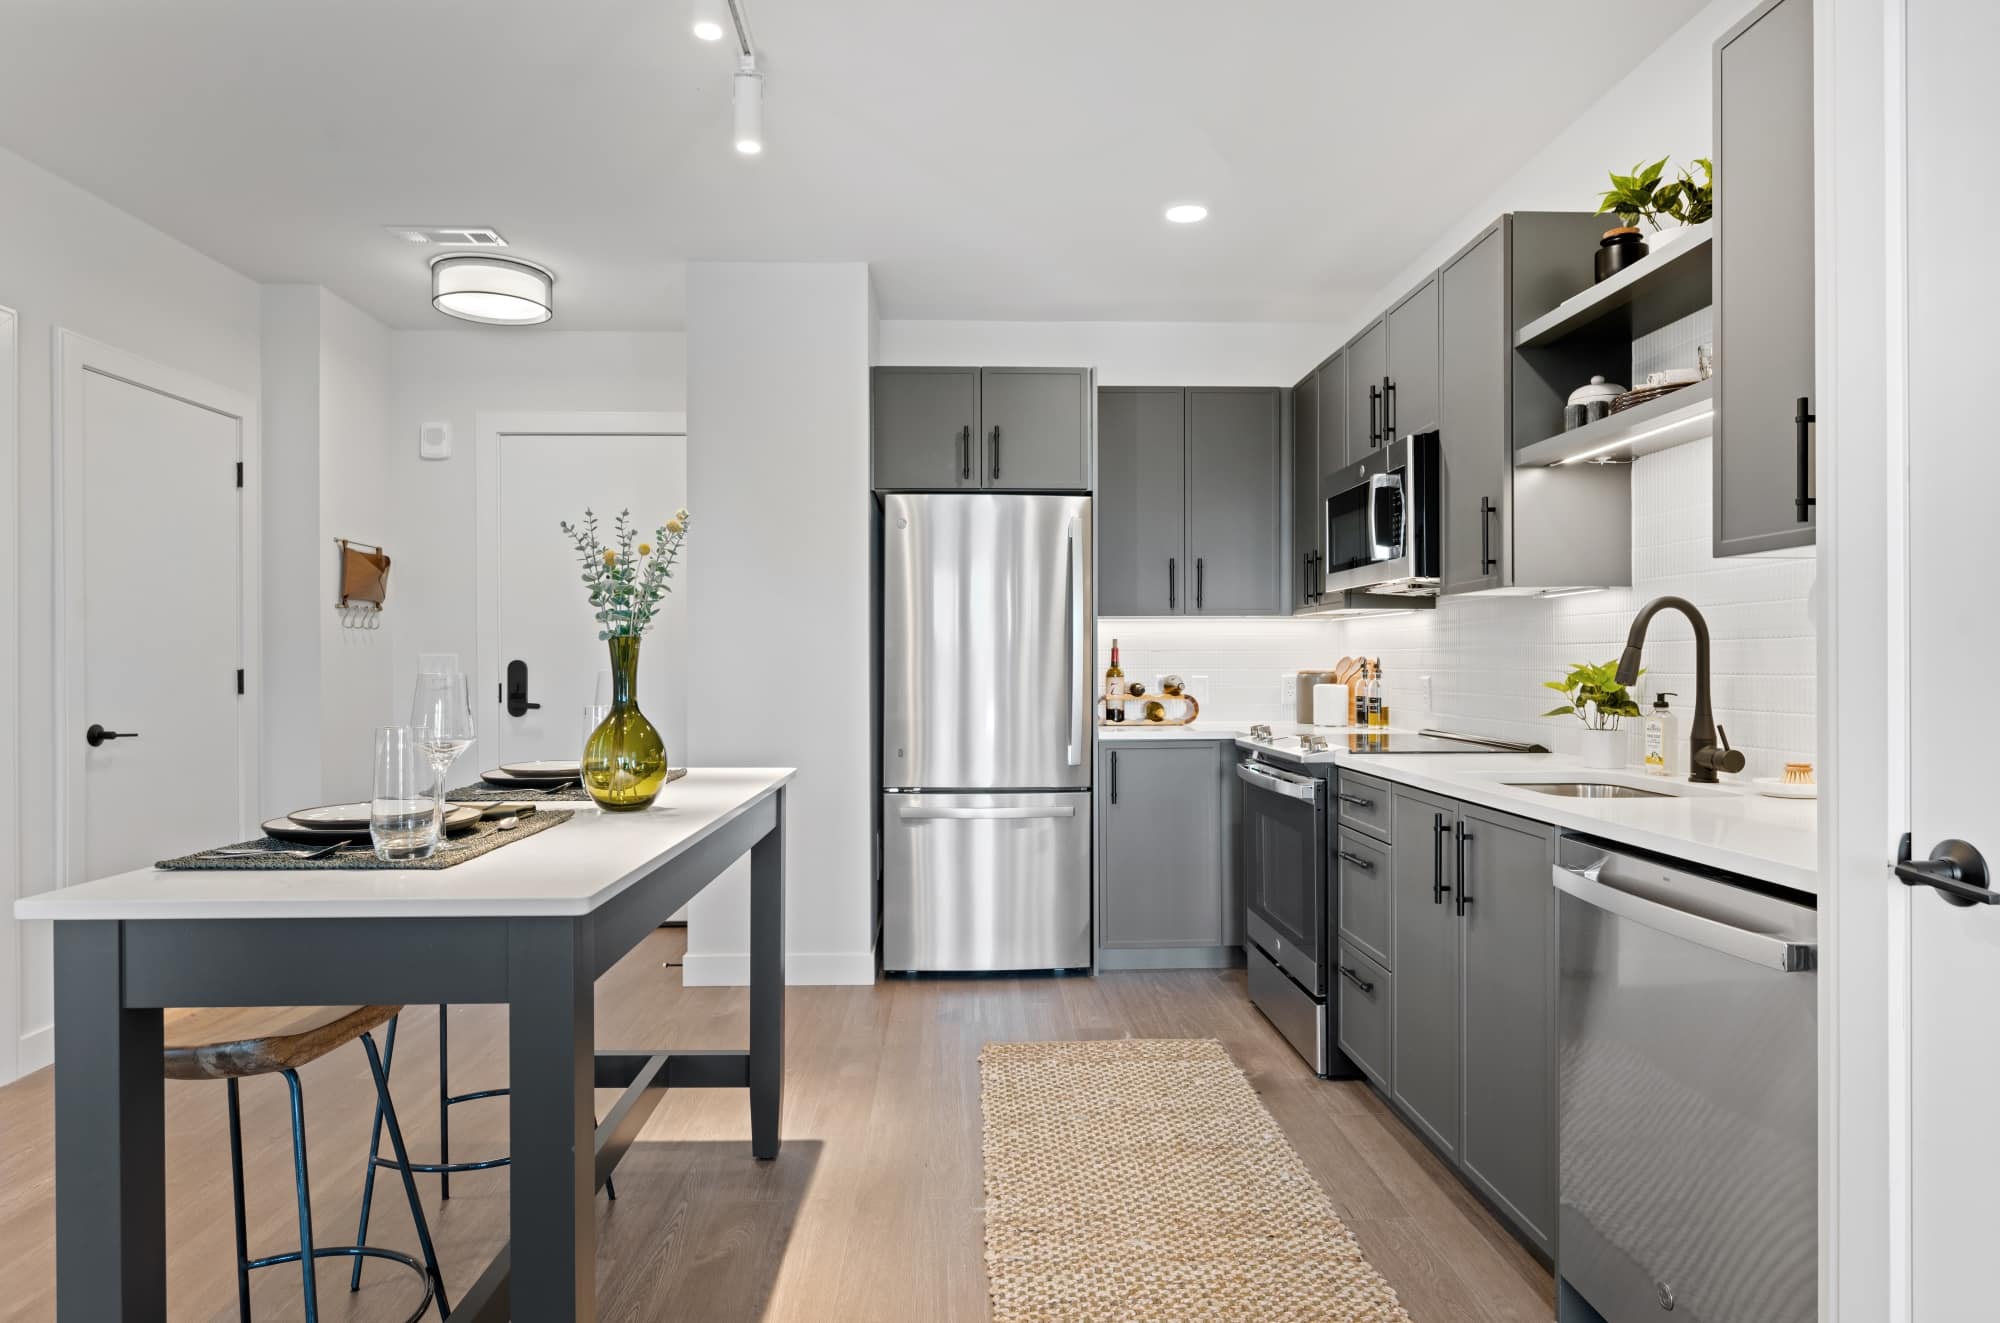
[1229,725,1819,895]
[14,767,796,921]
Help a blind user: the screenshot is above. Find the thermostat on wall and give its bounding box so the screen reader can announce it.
[419,420,452,460]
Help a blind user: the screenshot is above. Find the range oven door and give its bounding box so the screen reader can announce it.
[1237,756,1326,992]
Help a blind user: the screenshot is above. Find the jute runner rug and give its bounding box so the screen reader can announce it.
[980,1038,1412,1323]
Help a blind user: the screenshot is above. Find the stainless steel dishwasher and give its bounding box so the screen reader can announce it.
[1554,836,1816,1323]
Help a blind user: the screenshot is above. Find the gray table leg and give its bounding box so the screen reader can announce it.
[54,921,165,1320]
[508,917,597,1321]
[750,788,786,1160]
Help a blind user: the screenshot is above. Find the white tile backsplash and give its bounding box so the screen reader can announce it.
[1097,435,1818,779]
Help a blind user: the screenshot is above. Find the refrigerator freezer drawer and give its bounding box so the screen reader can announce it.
[882,792,1091,972]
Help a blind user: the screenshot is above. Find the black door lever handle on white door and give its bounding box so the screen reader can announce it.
[85,724,138,747]
[1895,834,1997,907]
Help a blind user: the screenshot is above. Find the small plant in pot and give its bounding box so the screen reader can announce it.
[1544,660,1643,769]
[1594,157,1712,279]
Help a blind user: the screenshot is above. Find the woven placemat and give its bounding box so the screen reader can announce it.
[450,766,688,804]
[158,809,573,871]
[980,1038,1412,1323]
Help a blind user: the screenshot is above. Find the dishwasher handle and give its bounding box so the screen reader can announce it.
[1554,864,1816,973]
[1236,762,1321,803]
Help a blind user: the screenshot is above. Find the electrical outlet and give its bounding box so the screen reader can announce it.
[1421,674,1435,710]
[1279,672,1298,705]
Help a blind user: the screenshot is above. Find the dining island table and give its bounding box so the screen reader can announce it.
[13,765,794,1322]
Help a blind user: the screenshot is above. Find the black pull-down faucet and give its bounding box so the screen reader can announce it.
[1615,595,1746,784]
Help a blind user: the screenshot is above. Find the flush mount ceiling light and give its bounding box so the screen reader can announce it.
[429,254,554,325]
[1164,203,1209,224]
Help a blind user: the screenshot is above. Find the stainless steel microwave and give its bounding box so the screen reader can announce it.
[1318,431,1441,597]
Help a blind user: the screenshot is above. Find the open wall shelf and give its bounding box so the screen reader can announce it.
[1514,222,1714,349]
[1514,379,1715,468]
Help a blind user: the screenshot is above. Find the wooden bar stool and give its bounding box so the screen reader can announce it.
[165,1005,450,1322]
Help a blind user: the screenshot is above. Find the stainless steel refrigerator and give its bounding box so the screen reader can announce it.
[880,493,1093,972]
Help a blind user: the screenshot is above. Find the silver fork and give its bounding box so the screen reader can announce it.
[212,841,345,861]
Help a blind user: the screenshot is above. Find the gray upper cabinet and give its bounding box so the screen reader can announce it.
[1456,806,1557,1257]
[1290,369,1321,611]
[1099,388,1188,616]
[1187,388,1285,615]
[872,367,980,490]
[1385,276,1441,439]
[1389,785,1461,1162]
[1439,228,1508,595]
[979,368,1091,491]
[1318,351,1349,482]
[1098,743,1227,949]
[1343,319,1388,467]
[1714,0,1816,555]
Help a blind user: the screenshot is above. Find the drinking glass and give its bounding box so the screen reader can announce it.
[582,703,612,757]
[371,726,439,861]
[593,669,615,708]
[411,671,476,839]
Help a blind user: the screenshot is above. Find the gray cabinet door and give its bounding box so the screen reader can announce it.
[1318,349,1348,487]
[1186,388,1284,615]
[1098,388,1188,616]
[1457,806,1556,1256]
[1714,0,1815,555]
[1099,744,1225,948]
[1388,786,1460,1160]
[979,368,1090,491]
[1386,275,1441,438]
[1290,371,1320,610]
[873,367,979,490]
[1439,227,1508,595]
[1343,320,1388,466]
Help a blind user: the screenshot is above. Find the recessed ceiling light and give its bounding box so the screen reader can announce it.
[1164,203,1209,224]
[430,254,554,326]
[692,19,724,41]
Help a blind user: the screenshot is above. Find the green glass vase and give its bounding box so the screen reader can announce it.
[583,635,668,811]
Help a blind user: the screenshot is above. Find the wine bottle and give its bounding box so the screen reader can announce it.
[1104,639,1126,723]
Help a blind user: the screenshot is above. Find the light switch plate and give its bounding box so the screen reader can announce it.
[419,420,452,460]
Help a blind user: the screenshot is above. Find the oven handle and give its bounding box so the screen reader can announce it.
[1553,865,1817,973]
[1236,762,1321,803]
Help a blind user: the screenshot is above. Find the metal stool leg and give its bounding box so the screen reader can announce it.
[350,1013,399,1291]
[226,1080,253,1322]
[281,1069,321,1323]
[362,1030,452,1318]
[437,1004,450,1202]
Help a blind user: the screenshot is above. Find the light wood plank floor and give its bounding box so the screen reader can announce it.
[0,929,1553,1321]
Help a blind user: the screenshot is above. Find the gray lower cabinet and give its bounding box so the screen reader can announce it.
[1343,319,1387,466]
[1187,388,1284,615]
[1439,227,1507,595]
[1335,941,1392,1092]
[1714,0,1816,555]
[872,367,980,490]
[1334,828,1391,970]
[1290,368,1321,611]
[1385,276,1441,439]
[1098,388,1188,615]
[980,367,1092,491]
[1456,805,1557,1256]
[1097,742,1231,960]
[1388,785,1461,1162]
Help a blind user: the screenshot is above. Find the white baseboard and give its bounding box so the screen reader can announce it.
[680,948,876,987]
[18,1023,52,1078]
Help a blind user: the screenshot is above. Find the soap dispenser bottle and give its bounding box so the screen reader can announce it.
[1643,692,1679,777]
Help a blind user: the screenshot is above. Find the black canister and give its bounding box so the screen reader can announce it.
[1595,227,1649,282]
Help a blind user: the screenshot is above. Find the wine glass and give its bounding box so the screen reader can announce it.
[410,671,475,839]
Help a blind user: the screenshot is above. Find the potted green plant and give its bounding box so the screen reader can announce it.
[1596,158,1712,273]
[1544,659,1643,769]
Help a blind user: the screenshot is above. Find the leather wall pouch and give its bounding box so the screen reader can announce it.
[337,540,391,607]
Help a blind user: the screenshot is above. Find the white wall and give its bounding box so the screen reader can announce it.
[684,262,875,985]
[876,319,1337,386]
[384,331,686,721]
[0,141,263,1079]
[259,287,325,815]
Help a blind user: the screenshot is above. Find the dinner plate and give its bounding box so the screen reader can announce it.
[480,767,579,788]
[262,805,484,845]
[1753,777,1817,800]
[500,760,581,777]
[287,802,372,830]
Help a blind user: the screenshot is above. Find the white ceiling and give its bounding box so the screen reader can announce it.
[0,0,1707,330]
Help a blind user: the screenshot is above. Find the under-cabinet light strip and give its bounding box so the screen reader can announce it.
[1553,407,1715,467]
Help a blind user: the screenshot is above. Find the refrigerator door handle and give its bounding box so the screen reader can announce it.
[898,804,1079,822]
[1066,517,1085,766]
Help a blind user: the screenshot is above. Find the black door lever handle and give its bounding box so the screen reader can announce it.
[1895,834,1997,906]
[85,724,138,747]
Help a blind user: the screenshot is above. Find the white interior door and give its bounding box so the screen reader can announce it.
[62,344,250,881]
[480,416,687,774]
[1899,0,2000,1312]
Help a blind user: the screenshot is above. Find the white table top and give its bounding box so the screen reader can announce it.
[14,767,795,922]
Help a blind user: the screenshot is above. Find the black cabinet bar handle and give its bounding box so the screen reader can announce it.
[991,425,1001,481]
[1337,850,1376,871]
[1336,792,1373,809]
[1169,557,1177,610]
[1432,812,1449,905]
[1195,558,1205,609]
[1311,549,1322,602]
[1367,385,1381,444]
[1337,964,1376,995]
[1383,377,1397,439]
[1456,821,1474,916]
[1301,550,1310,606]
[1109,751,1118,805]
[1480,496,1498,574]
[1795,397,1816,521]
[959,425,971,481]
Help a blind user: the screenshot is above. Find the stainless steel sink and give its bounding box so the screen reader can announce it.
[1505,781,1675,800]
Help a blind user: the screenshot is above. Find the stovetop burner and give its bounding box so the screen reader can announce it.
[1243,726,1548,756]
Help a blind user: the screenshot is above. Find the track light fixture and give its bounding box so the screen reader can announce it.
[733,53,763,155]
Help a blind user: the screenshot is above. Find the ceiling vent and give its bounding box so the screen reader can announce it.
[385,225,509,248]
